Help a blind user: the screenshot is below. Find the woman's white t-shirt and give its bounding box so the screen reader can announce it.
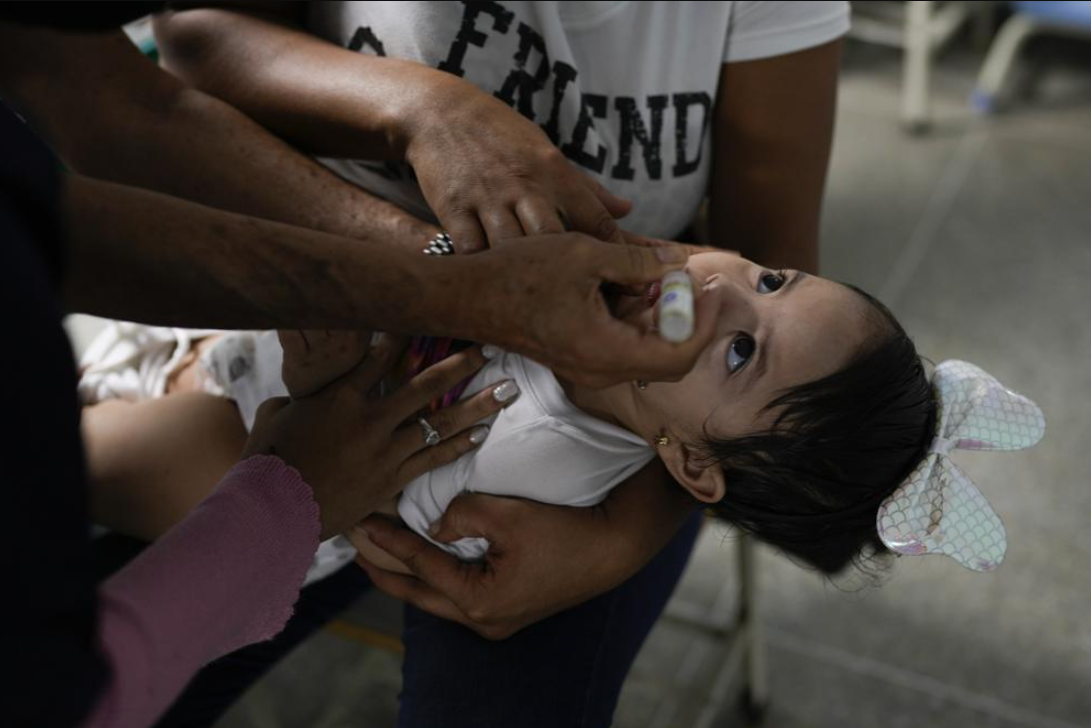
[307,1,850,239]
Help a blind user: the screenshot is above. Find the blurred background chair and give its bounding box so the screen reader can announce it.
[972,1,1091,112]
[849,1,997,132]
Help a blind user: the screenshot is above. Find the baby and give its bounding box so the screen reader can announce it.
[80,250,1042,578]
[365,249,936,574]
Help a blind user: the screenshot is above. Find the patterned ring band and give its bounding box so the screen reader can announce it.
[423,231,456,256]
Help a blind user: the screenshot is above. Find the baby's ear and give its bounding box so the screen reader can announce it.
[659,441,726,504]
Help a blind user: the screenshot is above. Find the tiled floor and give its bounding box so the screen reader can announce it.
[201,35,1091,728]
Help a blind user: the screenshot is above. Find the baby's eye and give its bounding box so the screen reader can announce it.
[757,271,786,293]
[727,335,755,373]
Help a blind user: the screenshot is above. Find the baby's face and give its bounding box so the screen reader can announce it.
[619,251,872,445]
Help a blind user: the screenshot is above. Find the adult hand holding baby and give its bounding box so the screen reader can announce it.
[243,338,505,540]
[352,460,694,640]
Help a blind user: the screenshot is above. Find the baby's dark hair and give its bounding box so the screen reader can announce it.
[702,285,936,575]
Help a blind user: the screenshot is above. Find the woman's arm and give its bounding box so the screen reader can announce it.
[0,19,435,249]
[85,340,503,727]
[63,173,713,387]
[355,460,695,640]
[153,2,630,251]
[87,455,319,728]
[708,39,843,273]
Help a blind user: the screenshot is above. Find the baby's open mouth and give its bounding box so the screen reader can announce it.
[604,281,661,322]
[644,281,661,308]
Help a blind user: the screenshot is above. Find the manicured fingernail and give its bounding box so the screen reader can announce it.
[482,344,501,359]
[655,246,687,263]
[469,425,490,445]
[492,380,519,403]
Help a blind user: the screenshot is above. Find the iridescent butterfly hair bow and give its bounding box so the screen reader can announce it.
[876,360,1045,572]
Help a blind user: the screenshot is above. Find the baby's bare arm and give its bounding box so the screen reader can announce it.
[82,393,247,541]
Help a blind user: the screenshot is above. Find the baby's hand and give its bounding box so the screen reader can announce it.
[278,329,372,399]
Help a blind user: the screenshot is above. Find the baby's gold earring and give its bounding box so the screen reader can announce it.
[655,432,671,447]
[634,380,648,390]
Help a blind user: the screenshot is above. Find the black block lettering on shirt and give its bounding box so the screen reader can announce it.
[541,60,578,145]
[437,1,515,77]
[494,22,551,121]
[560,93,608,173]
[347,26,387,56]
[611,95,667,180]
[672,92,712,177]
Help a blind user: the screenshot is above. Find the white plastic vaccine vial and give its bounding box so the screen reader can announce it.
[657,270,694,343]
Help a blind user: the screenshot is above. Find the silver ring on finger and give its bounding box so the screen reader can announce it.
[418,417,442,447]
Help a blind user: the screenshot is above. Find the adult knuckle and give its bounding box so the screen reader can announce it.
[425,443,457,471]
[414,369,447,400]
[566,236,595,264]
[437,186,472,211]
[591,210,619,241]
[539,144,567,169]
[444,493,473,519]
[502,156,536,183]
[401,549,424,575]
[424,408,456,436]
[480,623,513,641]
[625,240,650,271]
[465,605,494,624]
[470,386,501,414]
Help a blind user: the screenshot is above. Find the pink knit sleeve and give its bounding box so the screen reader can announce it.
[82,455,321,728]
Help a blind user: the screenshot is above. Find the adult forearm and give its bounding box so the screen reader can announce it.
[0,23,434,247]
[708,41,842,274]
[88,456,318,728]
[62,174,466,332]
[154,6,449,160]
[84,84,434,245]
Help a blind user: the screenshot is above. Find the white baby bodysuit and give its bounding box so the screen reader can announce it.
[196,335,655,565]
[397,349,655,560]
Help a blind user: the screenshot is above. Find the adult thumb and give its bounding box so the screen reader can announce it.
[429,493,494,544]
[596,240,688,286]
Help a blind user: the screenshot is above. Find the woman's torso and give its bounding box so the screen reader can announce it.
[307,0,735,239]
